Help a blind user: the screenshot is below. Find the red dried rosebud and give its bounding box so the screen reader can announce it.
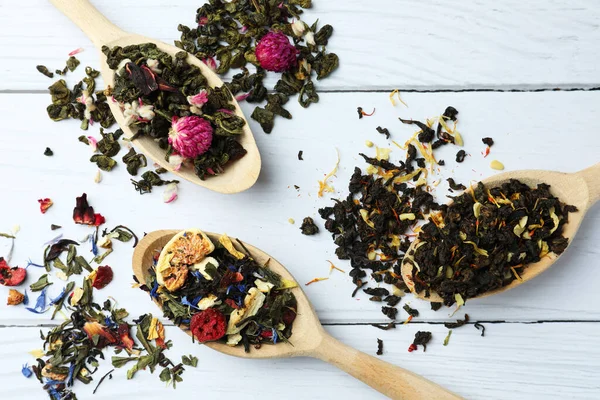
[38,198,53,214]
[83,321,117,347]
[225,298,240,309]
[117,323,134,351]
[0,259,27,286]
[255,31,298,72]
[190,308,226,343]
[408,344,417,352]
[73,193,105,226]
[92,266,113,289]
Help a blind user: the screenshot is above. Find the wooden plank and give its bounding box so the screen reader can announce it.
[2,323,599,399]
[2,0,600,91]
[0,90,598,325]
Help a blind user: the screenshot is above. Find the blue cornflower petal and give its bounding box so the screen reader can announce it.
[181,296,199,310]
[67,363,76,386]
[26,288,49,314]
[49,286,68,305]
[237,284,246,293]
[104,316,117,329]
[90,232,98,256]
[26,259,45,268]
[226,285,234,295]
[228,265,236,271]
[23,289,29,306]
[191,270,203,280]
[150,281,159,299]
[181,319,190,324]
[21,364,33,378]
[192,295,203,305]
[272,329,278,344]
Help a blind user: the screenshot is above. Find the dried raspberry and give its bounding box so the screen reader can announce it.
[92,266,113,289]
[190,308,226,342]
[260,329,273,338]
[220,271,244,287]
[0,259,27,286]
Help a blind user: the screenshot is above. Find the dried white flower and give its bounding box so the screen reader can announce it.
[305,31,316,46]
[291,20,306,36]
[116,58,132,76]
[146,59,162,74]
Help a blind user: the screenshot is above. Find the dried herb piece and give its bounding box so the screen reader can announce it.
[131,171,179,195]
[376,126,390,139]
[181,355,198,367]
[371,322,396,331]
[44,147,53,156]
[482,137,494,147]
[443,330,452,346]
[50,224,61,230]
[376,338,383,355]
[30,274,52,292]
[455,150,466,163]
[409,331,432,352]
[300,217,319,235]
[447,178,466,191]
[36,65,54,78]
[298,150,303,161]
[444,314,469,329]
[430,302,442,311]
[402,304,419,318]
[381,306,397,320]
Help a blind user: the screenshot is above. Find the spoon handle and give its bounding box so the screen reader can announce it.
[311,333,462,399]
[576,163,600,208]
[49,0,128,48]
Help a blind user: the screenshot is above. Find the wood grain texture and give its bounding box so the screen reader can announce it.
[2,0,600,91]
[0,90,598,325]
[2,323,599,399]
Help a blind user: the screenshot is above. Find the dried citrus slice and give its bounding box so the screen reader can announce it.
[156,229,214,290]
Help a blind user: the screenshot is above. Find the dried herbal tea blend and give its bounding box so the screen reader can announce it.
[176,0,339,133]
[406,179,578,306]
[140,229,297,351]
[103,43,248,180]
[319,107,467,319]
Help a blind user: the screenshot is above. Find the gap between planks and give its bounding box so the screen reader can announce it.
[2,320,600,329]
[1,86,599,95]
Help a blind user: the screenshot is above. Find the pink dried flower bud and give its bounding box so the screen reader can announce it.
[255,31,298,72]
[187,90,209,107]
[168,116,213,159]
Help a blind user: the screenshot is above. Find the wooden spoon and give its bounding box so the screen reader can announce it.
[133,230,461,400]
[401,163,600,303]
[49,0,261,194]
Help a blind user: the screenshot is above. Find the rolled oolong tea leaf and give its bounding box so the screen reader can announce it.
[455,149,467,163]
[103,43,247,180]
[44,147,54,156]
[300,217,319,235]
[409,179,579,306]
[36,65,54,78]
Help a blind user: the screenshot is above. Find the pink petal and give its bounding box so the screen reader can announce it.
[163,183,179,204]
[235,93,250,102]
[69,47,84,56]
[87,136,98,152]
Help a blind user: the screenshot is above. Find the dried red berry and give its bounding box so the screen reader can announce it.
[282,308,297,326]
[260,329,273,338]
[408,344,417,352]
[92,266,113,289]
[190,308,226,343]
[38,198,53,214]
[0,258,27,286]
[220,271,244,287]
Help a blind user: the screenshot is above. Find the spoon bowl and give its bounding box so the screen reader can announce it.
[401,163,600,302]
[133,230,461,399]
[50,0,261,194]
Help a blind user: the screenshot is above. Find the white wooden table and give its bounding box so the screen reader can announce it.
[1,1,599,399]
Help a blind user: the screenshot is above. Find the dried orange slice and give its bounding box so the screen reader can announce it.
[156,229,214,290]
